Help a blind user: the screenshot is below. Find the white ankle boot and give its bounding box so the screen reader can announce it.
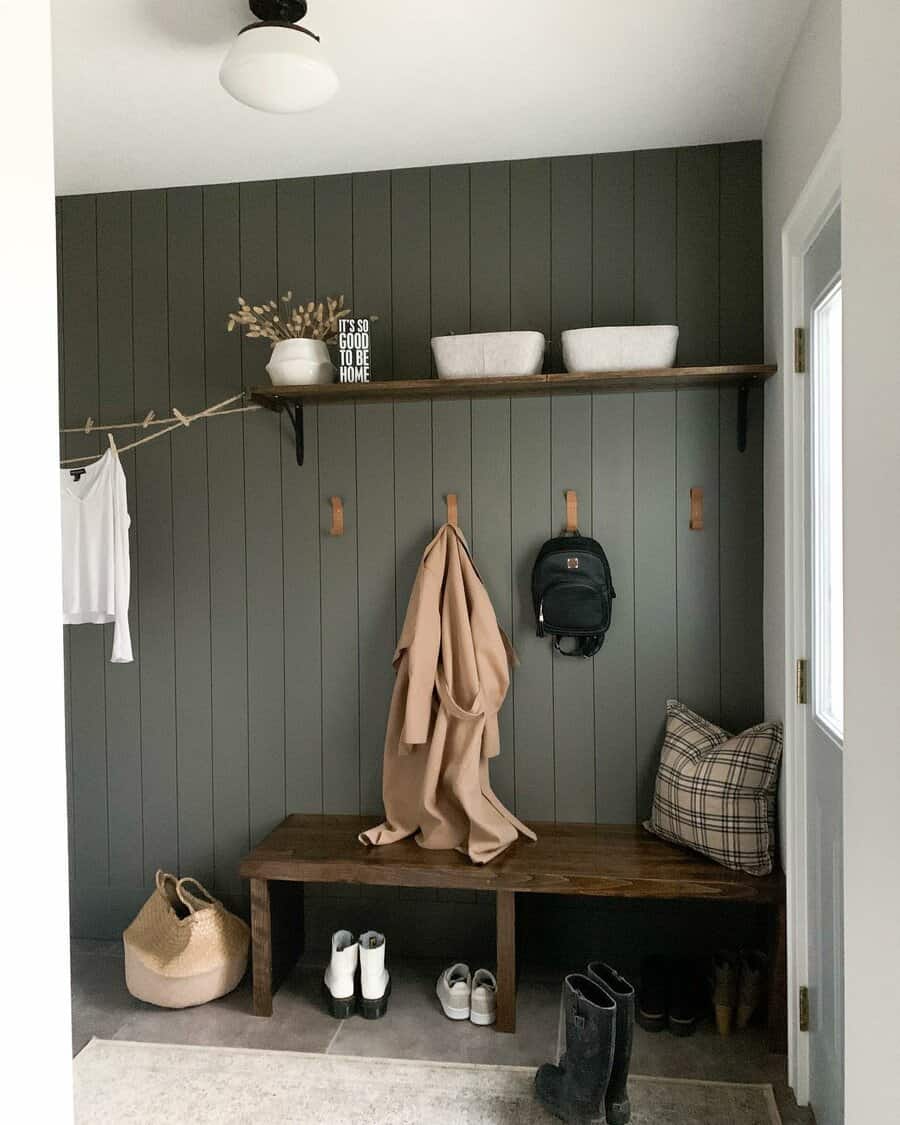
[359,930,391,1019]
[324,930,359,1019]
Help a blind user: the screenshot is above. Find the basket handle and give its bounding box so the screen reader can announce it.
[175,876,220,914]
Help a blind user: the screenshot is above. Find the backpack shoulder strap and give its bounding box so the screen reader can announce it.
[553,634,605,659]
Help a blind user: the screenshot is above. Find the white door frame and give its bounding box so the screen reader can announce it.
[781,125,841,1106]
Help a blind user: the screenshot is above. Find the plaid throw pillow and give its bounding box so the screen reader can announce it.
[644,699,783,876]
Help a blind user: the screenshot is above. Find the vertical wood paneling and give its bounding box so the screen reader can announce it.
[319,405,360,813]
[167,187,213,882]
[61,144,765,936]
[315,174,354,305]
[676,389,721,721]
[430,164,470,344]
[315,174,359,818]
[551,155,592,371]
[509,159,553,817]
[393,402,433,629]
[634,149,677,326]
[551,395,595,821]
[278,178,323,814]
[592,393,637,823]
[239,182,285,845]
[61,195,108,889]
[510,397,554,820]
[470,162,514,808]
[677,146,720,365]
[352,172,392,380]
[96,192,142,887]
[391,168,430,378]
[356,404,396,814]
[510,159,551,343]
[719,142,764,364]
[549,157,594,819]
[593,153,635,326]
[634,393,678,818]
[432,400,472,538]
[633,147,678,818]
[203,183,249,892]
[719,141,764,731]
[675,147,722,723]
[470,162,510,333]
[132,189,178,883]
[472,397,514,810]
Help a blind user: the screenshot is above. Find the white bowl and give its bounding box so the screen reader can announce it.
[561,326,679,372]
[432,331,545,378]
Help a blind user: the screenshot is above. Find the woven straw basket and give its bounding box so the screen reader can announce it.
[123,871,250,1009]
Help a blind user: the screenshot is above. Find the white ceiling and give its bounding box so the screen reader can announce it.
[52,0,811,196]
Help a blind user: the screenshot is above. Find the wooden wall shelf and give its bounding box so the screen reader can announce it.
[253,364,776,466]
[251,364,775,410]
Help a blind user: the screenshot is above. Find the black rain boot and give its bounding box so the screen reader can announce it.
[534,974,616,1125]
[586,962,635,1125]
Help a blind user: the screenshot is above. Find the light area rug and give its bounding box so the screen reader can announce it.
[74,1038,781,1125]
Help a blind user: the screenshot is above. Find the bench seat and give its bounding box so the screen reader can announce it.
[240,814,786,1048]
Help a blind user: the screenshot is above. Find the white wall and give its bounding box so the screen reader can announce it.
[0,0,73,1117]
[762,0,841,719]
[842,1,900,1118]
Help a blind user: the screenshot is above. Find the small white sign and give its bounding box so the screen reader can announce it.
[338,317,372,383]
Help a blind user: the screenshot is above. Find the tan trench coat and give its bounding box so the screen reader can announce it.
[360,524,536,864]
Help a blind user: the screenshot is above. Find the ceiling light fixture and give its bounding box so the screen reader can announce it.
[219,0,339,114]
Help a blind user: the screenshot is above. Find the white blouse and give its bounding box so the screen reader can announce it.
[60,448,133,663]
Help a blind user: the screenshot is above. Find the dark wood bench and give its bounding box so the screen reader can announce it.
[240,814,786,1050]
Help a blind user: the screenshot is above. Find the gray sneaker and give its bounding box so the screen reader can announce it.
[470,969,497,1026]
[436,962,471,1020]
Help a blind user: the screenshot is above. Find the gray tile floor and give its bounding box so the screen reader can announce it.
[72,941,813,1124]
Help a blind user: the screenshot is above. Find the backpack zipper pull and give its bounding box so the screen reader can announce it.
[537,603,544,638]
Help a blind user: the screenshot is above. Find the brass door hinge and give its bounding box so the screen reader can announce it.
[796,659,808,705]
[794,326,806,373]
[799,985,810,1032]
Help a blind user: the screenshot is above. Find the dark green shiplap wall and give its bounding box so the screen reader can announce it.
[58,142,764,942]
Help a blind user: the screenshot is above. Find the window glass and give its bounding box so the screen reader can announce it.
[811,281,843,741]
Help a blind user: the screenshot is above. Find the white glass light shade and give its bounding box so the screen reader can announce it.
[220,25,339,114]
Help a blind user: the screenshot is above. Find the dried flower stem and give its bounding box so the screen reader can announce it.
[227,291,351,345]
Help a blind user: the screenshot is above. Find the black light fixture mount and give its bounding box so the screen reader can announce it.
[243,0,319,37]
[250,0,307,21]
[245,0,320,40]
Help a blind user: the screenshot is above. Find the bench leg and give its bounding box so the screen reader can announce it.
[496,890,516,1034]
[250,878,273,1017]
[768,900,788,1053]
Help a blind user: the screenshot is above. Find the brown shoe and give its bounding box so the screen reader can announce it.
[712,950,738,1036]
[736,950,768,1030]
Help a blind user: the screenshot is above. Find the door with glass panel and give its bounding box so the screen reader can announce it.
[803,205,843,1125]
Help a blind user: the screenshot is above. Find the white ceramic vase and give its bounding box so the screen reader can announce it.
[266,338,335,386]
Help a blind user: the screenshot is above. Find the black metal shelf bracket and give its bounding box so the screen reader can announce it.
[283,401,304,466]
[737,382,750,453]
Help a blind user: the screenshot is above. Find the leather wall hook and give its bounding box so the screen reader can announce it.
[689,487,704,531]
[330,496,344,537]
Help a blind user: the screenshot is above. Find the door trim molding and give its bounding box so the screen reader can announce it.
[780,123,841,1106]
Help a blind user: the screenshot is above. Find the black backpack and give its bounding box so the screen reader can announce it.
[531,532,615,657]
